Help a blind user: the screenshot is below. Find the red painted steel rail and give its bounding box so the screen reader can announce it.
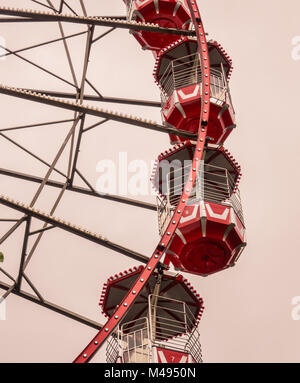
[73,0,211,363]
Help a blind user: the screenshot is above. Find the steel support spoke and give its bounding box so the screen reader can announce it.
[0,16,127,23]
[21,0,88,273]
[82,118,108,133]
[58,0,64,13]
[0,267,16,283]
[16,217,31,290]
[29,117,80,207]
[22,273,44,302]
[70,115,85,185]
[92,27,116,44]
[24,183,69,270]
[67,17,94,183]
[0,119,75,133]
[58,0,78,16]
[0,86,196,140]
[0,18,41,23]
[0,194,152,265]
[0,132,68,179]
[29,225,55,236]
[0,31,87,59]
[85,78,104,100]
[0,219,20,222]
[22,89,161,107]
[15,119,81,269]
[0,168,156,211]
[0,218,25,246]
[0,283,15,302]
[0,280,102,330]
[31,0,56,12]
[93,96,161,108]
[74,169,94,193]
[22,0,96,270]
[0,7,194,36]
[0,45,77,89]
[79,0,87,17]
[46,0,79,88]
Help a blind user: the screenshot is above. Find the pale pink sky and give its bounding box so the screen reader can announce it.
[0,0,300,363]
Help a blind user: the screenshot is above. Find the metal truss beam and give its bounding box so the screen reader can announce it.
[0,217,26,246]
[23,89,161,108]
[0,7,194,36]
[16,217,31,290]
[0,119,75,133]
[70,116,85,185]
[0,168,156,211]
[0,86,196,140]
[0,280,102,330]
[0,17,127,23]
[0,30,87,59]
[1,45,76,89]
[0,17,42,22]
[0,194,152,265]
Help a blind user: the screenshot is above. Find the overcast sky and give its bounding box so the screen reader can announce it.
[0,0,300,362]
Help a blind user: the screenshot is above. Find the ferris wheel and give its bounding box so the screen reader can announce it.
[0,0,246,363]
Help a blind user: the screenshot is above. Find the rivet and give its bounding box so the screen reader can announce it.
[167,232,170,235]
[172,221,176,224]
[155,255,158,258]
[83,354,87,358]
[114,315,118,319]
[182,199,186,202]
[124,303,128,307]
[198,148,201,151]
[193,168,196,171]
[132,291,136,294]
[140,278,144,282]
[94,341,98,345]
[105,328,109,332]
[148,266,151,270]
[186,189,189,192]
[177,210,181,213]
